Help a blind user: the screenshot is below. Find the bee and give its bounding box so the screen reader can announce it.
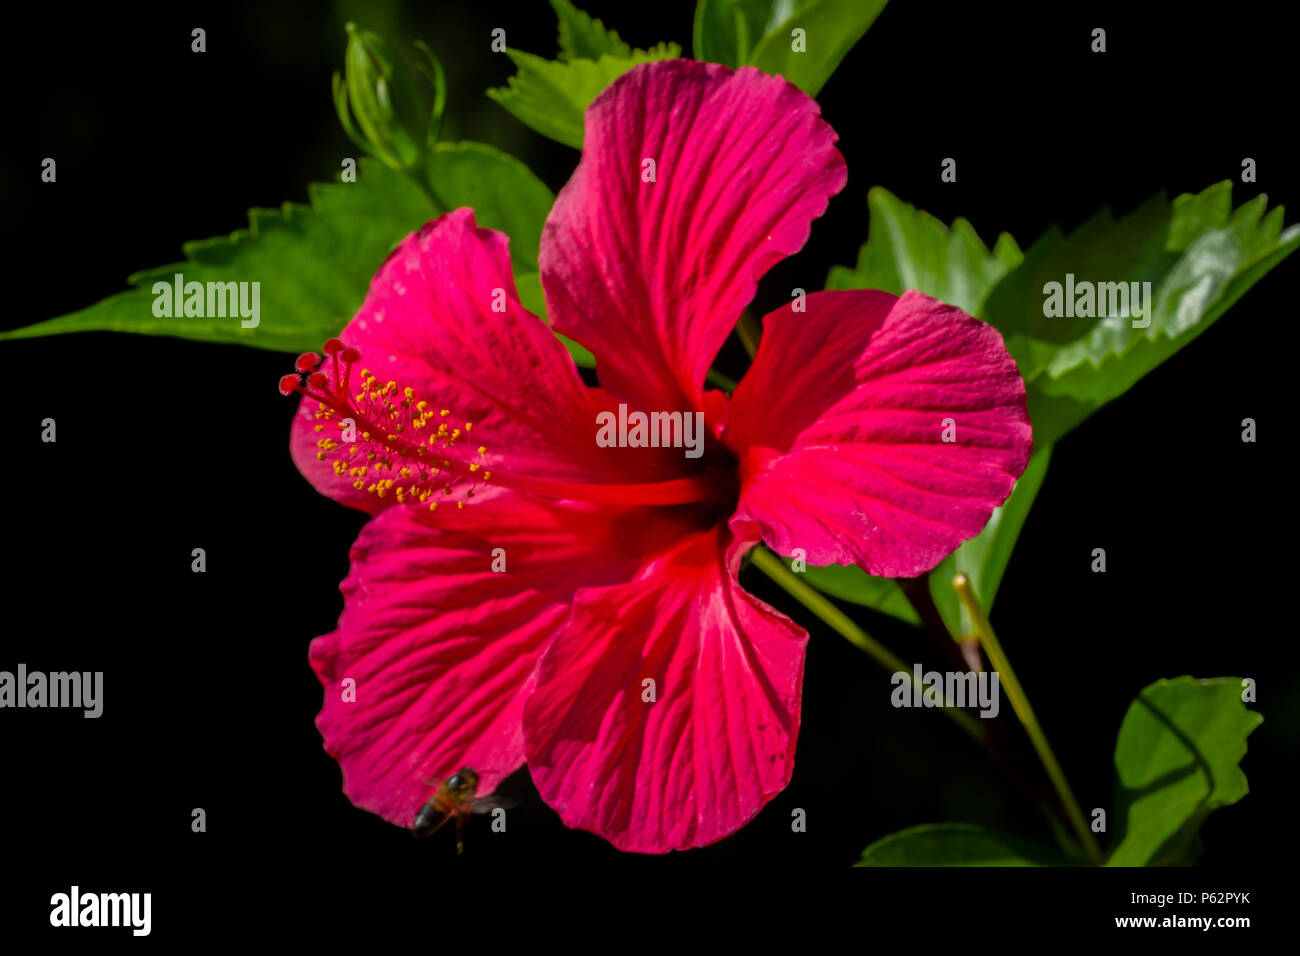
[411,767,493,854]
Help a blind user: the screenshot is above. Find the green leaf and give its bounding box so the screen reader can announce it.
[859,678,1260,867]
[2,160,433,352]
[1,145,587,363]
[1107,677,1261,867]
[747,0,889,96]
[827,186,1022,317]
[795,562,919,625]
[857,823,1070,866]
[983,183,1300,445]
[422,142,553,271]
[927,447,1052,637]
[550,0,632,61]
[488,44,680,149]
[693,0,785,66]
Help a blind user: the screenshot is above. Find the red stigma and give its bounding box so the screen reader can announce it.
[322,338,345,355]
[296,352,321,373]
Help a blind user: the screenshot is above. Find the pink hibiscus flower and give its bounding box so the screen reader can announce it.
[283,60,1032,853]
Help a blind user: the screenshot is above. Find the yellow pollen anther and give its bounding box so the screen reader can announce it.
[296,361,489,515]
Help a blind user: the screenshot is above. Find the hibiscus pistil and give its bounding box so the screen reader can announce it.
[283,338,736,511]
[280,338,488,509]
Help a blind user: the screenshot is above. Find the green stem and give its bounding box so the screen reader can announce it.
[735,310,761,359]
[749,547,984,746]
[704,367,738,392]
[410,158,445,215]
[952,574,1103,865]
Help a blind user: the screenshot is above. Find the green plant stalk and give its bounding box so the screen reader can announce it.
[750,547,984,745]
[704,367,738,391]
[736,310,761,358]
[952,573,1103,865]
[411,162,446,216]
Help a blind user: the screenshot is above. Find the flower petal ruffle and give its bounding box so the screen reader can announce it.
[524,522,807,853]
[540,60,846,413]
[310,493,693,826]
[726,289,1033,578]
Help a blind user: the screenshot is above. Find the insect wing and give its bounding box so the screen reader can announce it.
[468,792,517,815]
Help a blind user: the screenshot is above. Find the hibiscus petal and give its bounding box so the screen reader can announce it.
[310,493,693,827]
[540,60,847,412]
[524,524,807,853]
[291,207,683,514]
[726,289,1033,578]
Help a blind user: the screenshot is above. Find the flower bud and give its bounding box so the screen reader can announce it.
[333,24,444,170]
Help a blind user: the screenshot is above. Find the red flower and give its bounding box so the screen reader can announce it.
[286,61,1031,852]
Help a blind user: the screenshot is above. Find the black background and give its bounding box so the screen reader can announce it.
[3,0,1291,935]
